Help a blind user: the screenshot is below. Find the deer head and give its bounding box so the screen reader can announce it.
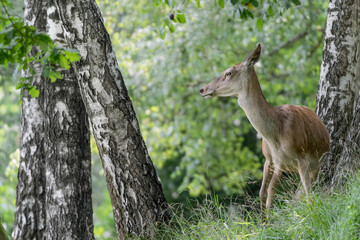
[200,43,263,99]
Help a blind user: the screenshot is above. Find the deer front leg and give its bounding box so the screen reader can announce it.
[260,159,273,220]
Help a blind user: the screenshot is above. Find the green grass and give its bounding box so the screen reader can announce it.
[152,175,360,240]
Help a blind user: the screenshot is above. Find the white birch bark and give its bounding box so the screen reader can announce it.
[13,0,94,239]
[13,2,48,238]
[316,0,360,185]
[50,0,171,239]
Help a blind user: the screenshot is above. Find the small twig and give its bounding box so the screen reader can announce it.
[269,30,309,56]
[0,0,25,38]
[306,28,325,59]
[270,73,290,79]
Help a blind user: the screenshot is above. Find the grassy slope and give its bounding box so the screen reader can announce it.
[152,175,360,240]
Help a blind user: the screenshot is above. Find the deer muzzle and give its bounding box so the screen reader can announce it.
[200,87,215,99]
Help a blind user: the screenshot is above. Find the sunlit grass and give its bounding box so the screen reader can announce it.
[151,174,360,240]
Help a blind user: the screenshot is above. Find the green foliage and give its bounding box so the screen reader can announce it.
[291,0,301,5]
[219,0,225,8]
[195,0,200,8]
[259,176,360,239]
[0,65,20,236]
[175,10,187,23]
[0,0,81,97]
[89,135,118,239]
[156,0,306,38]
[93,186,117,239]
[0,22,21,231]
[0,149,18,236]
[150,174,360,239]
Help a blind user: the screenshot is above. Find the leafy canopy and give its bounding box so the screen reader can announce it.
[0,0,80,97]
[156,0,302,39]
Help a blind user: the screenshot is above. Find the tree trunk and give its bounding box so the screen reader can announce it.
[13,0,94,239]
[43,69,94,240]
[12,70,47,240]
[51,1,171,238]
[13,2,48,238]
[316,0,360,185]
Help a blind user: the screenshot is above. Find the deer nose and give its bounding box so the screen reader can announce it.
[200,88,204,94]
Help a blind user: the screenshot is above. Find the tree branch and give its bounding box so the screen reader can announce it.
[269,30,309,56]
[307,28,325,59]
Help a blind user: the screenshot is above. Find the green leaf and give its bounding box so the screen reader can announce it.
[4,59,8,68]
[247,10,254,19]
[29,86,40,98]
[156,0,163,6]
[240,8,248,20]
[49,48,61,63]
[49,72,57,83]
[169,23,175,32]
[176,11,187,24]
[164,18,175,33]
[42,67,50,77]
[291,0,301,5]
[195,0,200,8]
[219,0,225,8]
[250,0,259,7]
[15,82,23,90]
[35,33,52,51]
[159,24,166,39]
[165,0,173,8]
[268,5,274,16]
[256,18,263,30]
[49,71,63,83]
[63,50,81,62]
[59,54,70,70]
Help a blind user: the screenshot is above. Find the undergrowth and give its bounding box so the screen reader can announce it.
[151,175,360,240]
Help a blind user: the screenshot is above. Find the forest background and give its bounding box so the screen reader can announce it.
[0,0,328,238]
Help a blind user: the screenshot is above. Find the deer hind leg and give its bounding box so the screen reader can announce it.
[298,162,312,196]
[265,167,282,210]
[295,185,302,200]
[260,159,273,218]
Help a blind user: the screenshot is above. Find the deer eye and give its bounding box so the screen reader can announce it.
[225,72,232,77]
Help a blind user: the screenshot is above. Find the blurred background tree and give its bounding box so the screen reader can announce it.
[0,0,328,238]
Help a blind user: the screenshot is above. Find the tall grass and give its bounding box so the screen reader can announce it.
[152,175,360,240]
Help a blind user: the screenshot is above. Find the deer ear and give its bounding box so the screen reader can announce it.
[244,43,263,66]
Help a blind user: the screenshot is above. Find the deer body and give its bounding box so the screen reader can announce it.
[200,43,329,215]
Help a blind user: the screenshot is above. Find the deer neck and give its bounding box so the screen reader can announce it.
[237,69,279,141]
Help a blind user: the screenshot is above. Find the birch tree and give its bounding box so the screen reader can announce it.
[49,1,172,238]
[316,0,360,185]
[13,0,171,238]
[13,0,94,239]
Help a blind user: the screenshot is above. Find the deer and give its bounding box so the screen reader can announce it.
[199,43,329,218]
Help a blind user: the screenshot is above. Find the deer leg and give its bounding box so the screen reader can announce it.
[260,159,273,218]
[265,167,282,210]
[298,164,312,196]
[295,185,302,200]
